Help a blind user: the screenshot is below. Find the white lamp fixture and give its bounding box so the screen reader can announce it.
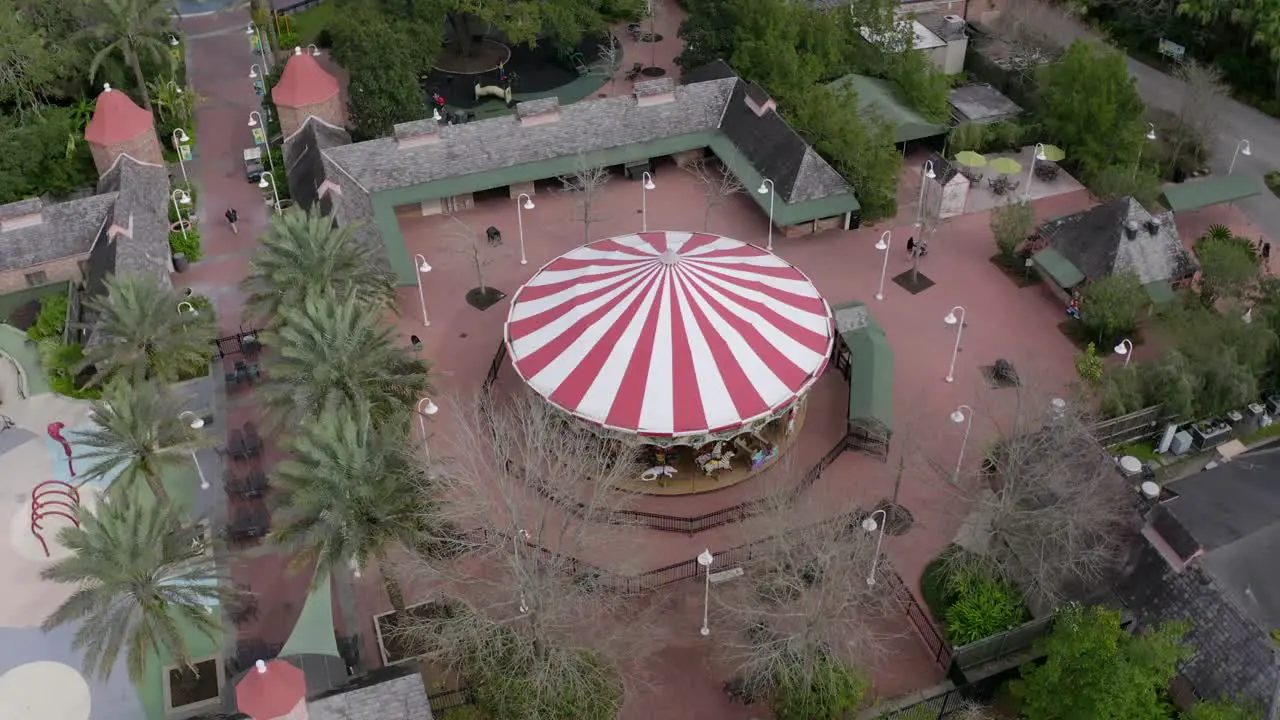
[950,405,973,485]
[915,160,935,228]
[249,64,261,79]
[245,22,256,35]
[416,397,438,447]
[247,112,260,127]
[757,178,776,251]
[307,44,322,57]
[1115,338,1134,368]
[174,128,189,143]
[1146,122,1157,141]
[943,306,966,383]
[516,193,535,265]
[640,171,656,233]
[169,35,179,46]
[862,509,887,585]
[179,411,209,490]
[177,301,198,316]
[1230,139,1252,173]
[414,253,432,327]
[874,231,891,301]
[697,549,714,636]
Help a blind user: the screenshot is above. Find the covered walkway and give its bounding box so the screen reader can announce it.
[1163,173,1262,212]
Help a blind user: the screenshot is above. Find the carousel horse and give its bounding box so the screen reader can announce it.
[640,465,678,483]
[702,450,735,476]
[751,445,779,471]
[695,441,726,468]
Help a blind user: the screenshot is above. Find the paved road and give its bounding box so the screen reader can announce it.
[1127,57,1280,239]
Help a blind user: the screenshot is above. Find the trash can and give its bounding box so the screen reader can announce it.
[486,226,502,246]
[173,253,189,273]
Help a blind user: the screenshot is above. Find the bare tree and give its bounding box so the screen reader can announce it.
[394,390,653,720]
[990,0,1091,61]
[685,159,745,231]
[596,34,620,93]
[712,486,897,711]
[441,214,495,300]
[561,159,611,244]
[1168,60,1228,173]
[948,389,1138,611]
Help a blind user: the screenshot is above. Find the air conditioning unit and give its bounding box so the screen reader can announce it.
[1169,431,1193,455]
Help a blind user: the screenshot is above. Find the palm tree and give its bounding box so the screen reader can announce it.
[81,273,216,385]
[271,402,441,614]
[260,289,431,427]
[76,379,211,509]
[241,205,397,325]
[41,496,233,683]
[80,0,176,110]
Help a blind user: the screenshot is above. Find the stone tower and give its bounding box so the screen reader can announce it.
[272,47,344,137]
[83,83,163,176]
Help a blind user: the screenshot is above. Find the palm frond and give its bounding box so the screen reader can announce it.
[80,273,216,384]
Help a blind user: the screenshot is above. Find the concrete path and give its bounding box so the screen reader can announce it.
[1127,57,1280,241]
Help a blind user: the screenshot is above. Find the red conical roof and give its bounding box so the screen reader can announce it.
[272,48,340,108]
[84,84,155,146]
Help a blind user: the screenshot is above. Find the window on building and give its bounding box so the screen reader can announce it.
[24,271,48,287]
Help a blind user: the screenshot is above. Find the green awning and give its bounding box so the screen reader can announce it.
[279,567,342,659]
[1143,279,1176,305]
[1162,173,1262,212]
[827,74,948,144]
[1032,248,1086,288]
[832,302,894,433]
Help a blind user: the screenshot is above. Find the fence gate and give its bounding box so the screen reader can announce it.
[212,328,264,359]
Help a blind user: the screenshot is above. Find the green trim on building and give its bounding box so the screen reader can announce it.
[827,74,948,143]
[1032,247,1085,289]
[371,131,861,285]
[279,567,342,659]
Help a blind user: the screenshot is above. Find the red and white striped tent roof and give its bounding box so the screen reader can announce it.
[504,231,834,442]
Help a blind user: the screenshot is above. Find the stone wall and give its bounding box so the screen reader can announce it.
[0,255,86,295]
[279,95,344,138]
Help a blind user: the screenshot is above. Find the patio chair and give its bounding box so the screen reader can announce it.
[227,429,249,461]
[243,422,263,458]
[625,62,643,81]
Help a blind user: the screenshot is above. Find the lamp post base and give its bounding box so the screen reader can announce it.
[875,293,884,301]
[945,376,954,383]
[699,626,709,636]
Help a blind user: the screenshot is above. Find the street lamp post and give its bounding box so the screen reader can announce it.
[171,128,190,186]
[170,189,192,241]
[1135,123,1157,179]
[413,254,432,327]
[178,411,209,490]
[177,301,197,315]
[916,160,936,228]
[248,111,277,179]
[516,193,535,265]
[641,172,656,232]
[1230,139,1252,174]
[943,305,967,383]
[246,22,270,72]
[416,397,438,446]
[1114,338,1134,368]
[756,179,775,252]
[950,405,973,485]
[515,529,531,614]
[306,44,322,56]
[697,549,714,635]
[249,63,262,80]
[874,231,891,301]
[861,510,888,586]
[258,171,280,212]
[1023,143,1048,200]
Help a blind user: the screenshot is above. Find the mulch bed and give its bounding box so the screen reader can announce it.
[466,287,506,310]
[376,602,457,665]
[422,32,614,109]
[892,269,936,294]
[988,253,1042,288]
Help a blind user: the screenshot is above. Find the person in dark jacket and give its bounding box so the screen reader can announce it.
[225,207,239,235]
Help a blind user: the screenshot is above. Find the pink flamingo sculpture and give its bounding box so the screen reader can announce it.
[47,422,75,477]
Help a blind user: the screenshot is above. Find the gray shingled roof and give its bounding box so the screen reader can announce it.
[1039,197,1196,285]
[0,194,117,272]
[284,116,353,212]
[307,672,432,720]
[323,77,739,194]
[97,155,174,285]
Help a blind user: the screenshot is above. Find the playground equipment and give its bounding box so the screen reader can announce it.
[47,422,75,478]
[474,82,514,105]
[30,480,80,558]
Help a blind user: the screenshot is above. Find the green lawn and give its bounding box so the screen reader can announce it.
[283,3,338,45]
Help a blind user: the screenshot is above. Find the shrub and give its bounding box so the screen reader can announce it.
[1266,171,1280,198]
[981,121,1023,153]
[949,122,985,154]
[37,340,100,399]
[169,229,204,262]
[774,654,868,720]
[1075,342,1105,385]
[1087,165,1162,208]
[28,294,70,342]
[472,650,621,720]
[944,567,1028,645]
[277,30,300,50]
[990,199,1035,263]
[440,707,488,720]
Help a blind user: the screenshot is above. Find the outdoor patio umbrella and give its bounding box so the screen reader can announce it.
[987,157,1024,175]
[1038,144,1067,162]
[236,659,307,720]
[953,150,987,168]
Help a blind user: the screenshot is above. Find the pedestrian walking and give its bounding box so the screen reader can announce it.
[1263,242,1272,266]
[225,207,239,235]
[906,236,916,257]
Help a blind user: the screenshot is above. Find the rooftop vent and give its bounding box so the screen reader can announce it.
[516,98,561,127]
[743,83,776,118]
[634,78,675,107]
[1145,216,1162,235]
[0,198,44,232]
[943,14,966,37]
[1124,220,1140,239]
[393,119,441,148]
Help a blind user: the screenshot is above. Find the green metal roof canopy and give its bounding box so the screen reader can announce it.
[1162,173,1262,212]
[1032,247,1086,289]
[832,301,894,434]
[279,567,342,659]
[828,74,948,144]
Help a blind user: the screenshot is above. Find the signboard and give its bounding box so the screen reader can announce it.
[251,127,267,146]
[178,144,193,162]
[1158,38,1186,59]
[709,567,744,584]
[253,78,266,96]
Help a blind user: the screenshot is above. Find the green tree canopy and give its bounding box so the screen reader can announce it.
[1013,604,1191,720]
[1195,230,1261,304]
[990,199,1036,262]
[1080,271,1148,343]
[78,0,176,110]
[1035,40,1147,177]
[242,205,397,324]
[0,108,98,203]
[76,378,212,508]
[330,0,438,139]
[41,497,233,683]
[259,290,432,427]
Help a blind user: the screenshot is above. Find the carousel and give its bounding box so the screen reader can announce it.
[504,230,835,495]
